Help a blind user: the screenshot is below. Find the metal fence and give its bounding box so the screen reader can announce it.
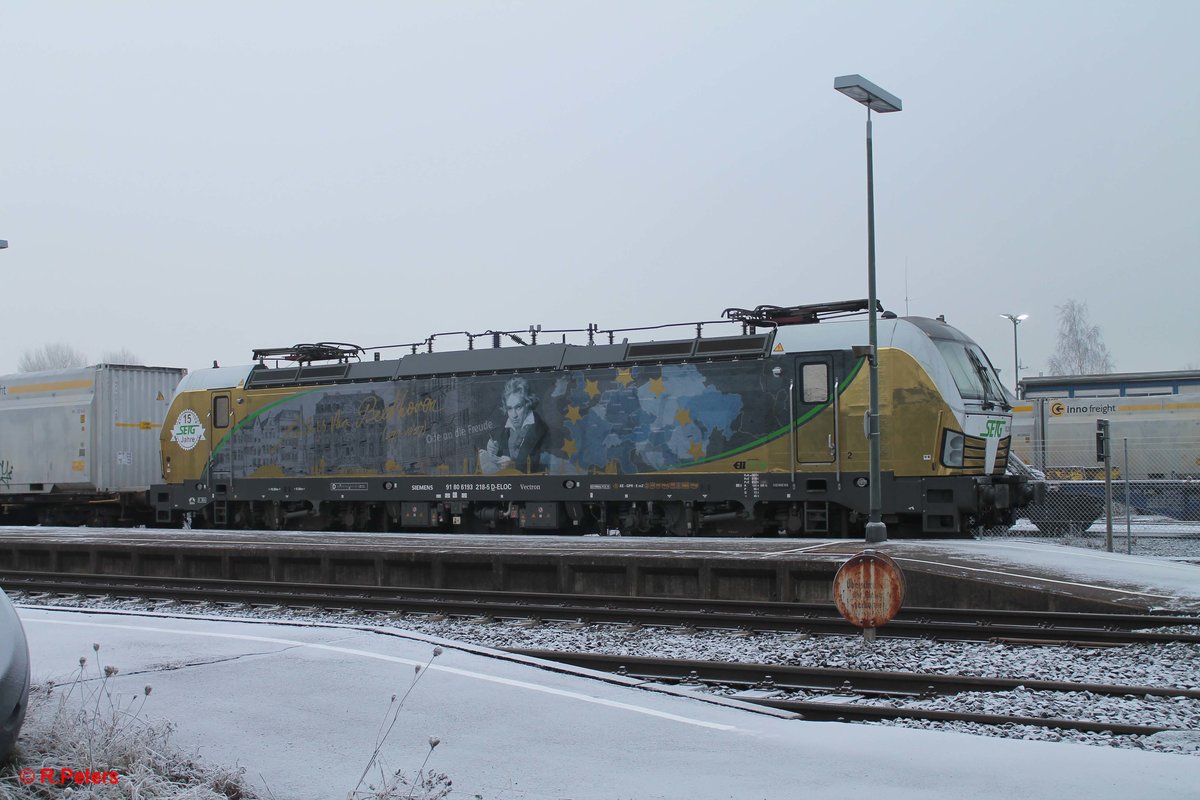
[981,435,1200,554]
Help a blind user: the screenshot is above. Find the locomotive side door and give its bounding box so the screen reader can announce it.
[206,392,234,485]
[793,355,837,464]
[202,391,235,525]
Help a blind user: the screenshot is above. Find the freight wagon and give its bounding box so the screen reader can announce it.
[0,365,187,525]
[1011,392,1200,525]
[1011,394,1200,482]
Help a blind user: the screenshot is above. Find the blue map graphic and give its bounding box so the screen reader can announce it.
[555,363,744,473]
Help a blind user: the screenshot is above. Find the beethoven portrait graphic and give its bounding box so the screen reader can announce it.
[478,376,547,474]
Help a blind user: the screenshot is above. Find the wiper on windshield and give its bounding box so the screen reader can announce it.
[965,348,1009,411]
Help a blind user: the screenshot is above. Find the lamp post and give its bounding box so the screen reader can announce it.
[1000,313,1028,396]
[835,74,902,544]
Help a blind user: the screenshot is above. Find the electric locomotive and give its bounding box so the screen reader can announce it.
[151,300,1031,536]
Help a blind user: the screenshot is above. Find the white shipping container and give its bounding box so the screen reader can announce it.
[1012,394,1200,480]
[0,365,186,496]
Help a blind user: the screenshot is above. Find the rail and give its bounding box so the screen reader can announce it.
[5,572,1198,646]
[510,650,1195,736]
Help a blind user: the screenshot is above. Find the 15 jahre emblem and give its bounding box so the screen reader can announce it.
[170,409,206,451]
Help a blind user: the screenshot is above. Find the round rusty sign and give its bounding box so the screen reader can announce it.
[832,550,905,629]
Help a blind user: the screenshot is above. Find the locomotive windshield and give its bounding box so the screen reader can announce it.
[934,340,1011,408]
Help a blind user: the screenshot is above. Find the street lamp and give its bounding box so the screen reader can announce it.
[835,74,902,544]
[1000,313,1028,396]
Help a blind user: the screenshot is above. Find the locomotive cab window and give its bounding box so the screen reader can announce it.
[213,395,231,428]
[800,363,829,403]
[934,341,1008,404]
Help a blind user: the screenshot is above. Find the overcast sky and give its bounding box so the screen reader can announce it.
[2,1,1196,380]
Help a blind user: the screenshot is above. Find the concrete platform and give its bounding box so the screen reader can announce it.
[13,606,1199,800]
[1,528,1198,613]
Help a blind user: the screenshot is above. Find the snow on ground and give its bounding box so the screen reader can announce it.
[16,606,1197,800]
[947,532,1200,610]
[8,535,1200,765]
[14,601,1198,757]
[1005,515,1200,550]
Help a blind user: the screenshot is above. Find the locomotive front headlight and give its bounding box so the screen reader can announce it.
[941,431,965,468]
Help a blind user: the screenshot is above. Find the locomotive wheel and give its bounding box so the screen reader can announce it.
[662,502,692,536]
[262,502,283,531]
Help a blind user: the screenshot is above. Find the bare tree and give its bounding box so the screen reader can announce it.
[101,347,142,365]
[17,343,88,372]
[1047,300,1115,375]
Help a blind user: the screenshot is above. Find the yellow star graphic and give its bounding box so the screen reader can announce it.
[566,405,582,422]
[563,439,577,456]
[649,377,665,396]
[615,368,634,387]
[585,379,600,399]
[674,408,692,426]
[688,441,705,460]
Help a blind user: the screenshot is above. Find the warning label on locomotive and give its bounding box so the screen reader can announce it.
[169,410,206,451]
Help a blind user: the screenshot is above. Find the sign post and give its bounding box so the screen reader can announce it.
[1097,418,1113,552]
[832,550,905,642]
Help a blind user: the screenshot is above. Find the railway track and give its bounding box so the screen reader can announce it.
[508,649,1197,736]
[7,570,1196,740]
[3,569,1199,646]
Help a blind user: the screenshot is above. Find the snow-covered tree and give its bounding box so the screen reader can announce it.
[101,347,141,365]
[1047,300,1115,375]
[18,343,88,372]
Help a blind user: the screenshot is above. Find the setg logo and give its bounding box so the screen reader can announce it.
[170,410,206,451]
[982,419,1006,438]
[1050,401,1066,417]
